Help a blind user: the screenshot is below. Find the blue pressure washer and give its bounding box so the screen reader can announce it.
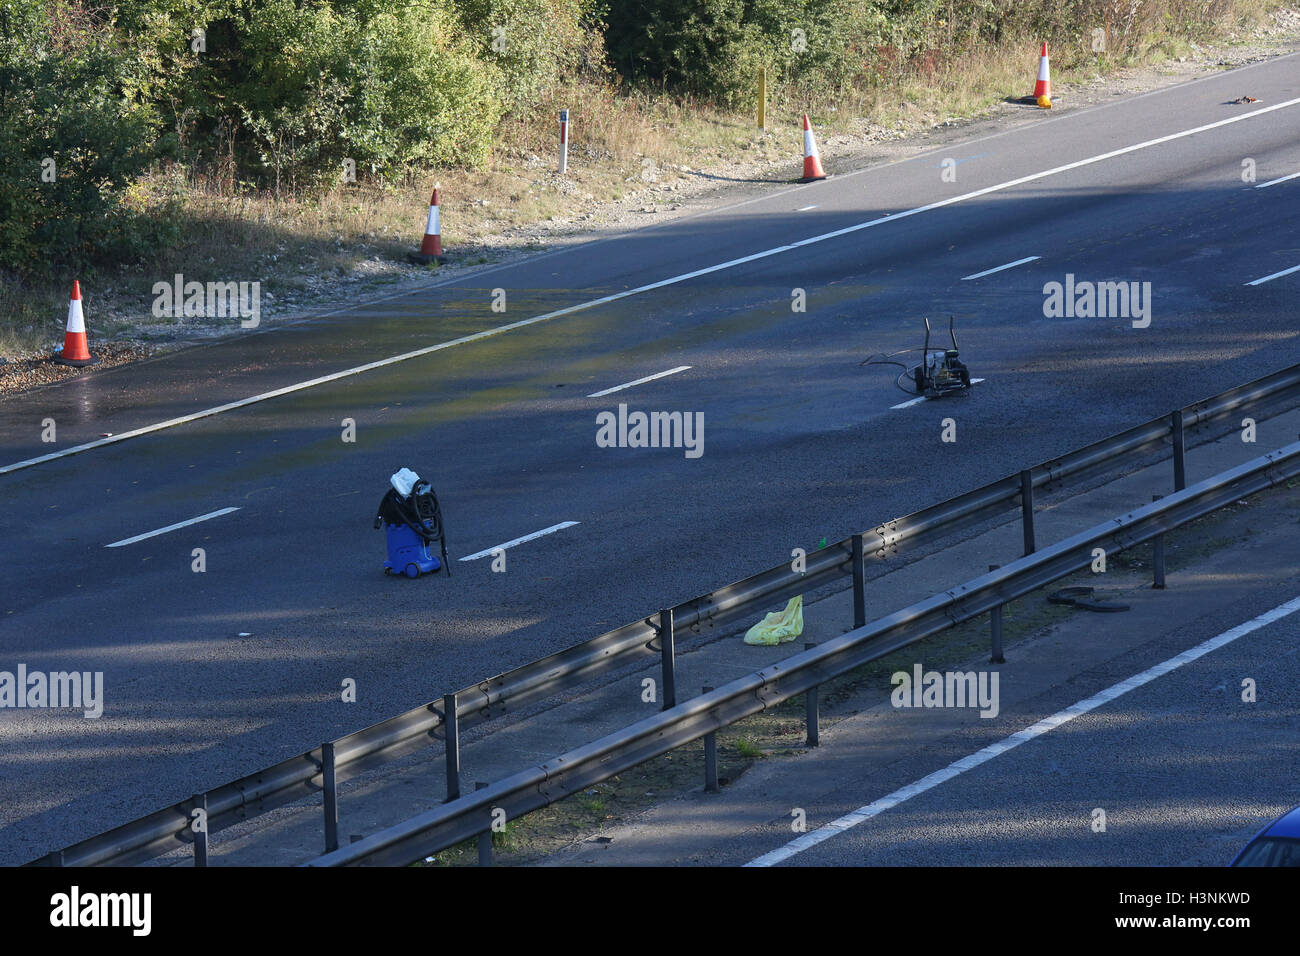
[373,468,450,579]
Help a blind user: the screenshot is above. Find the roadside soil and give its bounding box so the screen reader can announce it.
[425,476,1300,866]
[5,9,1300,396]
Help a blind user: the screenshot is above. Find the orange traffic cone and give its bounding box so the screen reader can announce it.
[410,185,447,264]
[53,280,98,367]
[800,114,827,182]
[1033,42,1052,108]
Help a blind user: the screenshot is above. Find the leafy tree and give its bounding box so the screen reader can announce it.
[0,0,165,273]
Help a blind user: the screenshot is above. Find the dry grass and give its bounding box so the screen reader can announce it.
[0,2,1286,359]
[422,475,1296,867]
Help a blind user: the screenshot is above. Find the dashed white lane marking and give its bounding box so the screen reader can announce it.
[797,205,819,211]
[7,95,1299,478]
[1255,171,1300,188]
[458,521,580,561]
[890,378,986,410]
[960,256,1041,280]
[586,366,692,398]
[1245,263,1300,286]
[105,507,241,548]
[746,592,1300,866]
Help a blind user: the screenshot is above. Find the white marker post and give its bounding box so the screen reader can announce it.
[558,109,569,174]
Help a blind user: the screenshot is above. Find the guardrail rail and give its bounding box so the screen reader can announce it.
[309,440,1300,865]
[28,362,1300,867]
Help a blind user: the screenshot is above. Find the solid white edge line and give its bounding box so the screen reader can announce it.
[586,366,692,398]
[1255,170,1300,188]
[1245,263,1300,286]
[745,591,1300,867]
[8,94,1300,479]
[105,507,241,548]
[960,255,1041,280]
[168,51,1300,345]
[458,521,580,561]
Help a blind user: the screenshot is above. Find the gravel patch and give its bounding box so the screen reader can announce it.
[5,8,1299,398]
[0,342,165,395]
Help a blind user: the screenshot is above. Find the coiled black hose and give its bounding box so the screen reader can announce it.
[373,481,450,575]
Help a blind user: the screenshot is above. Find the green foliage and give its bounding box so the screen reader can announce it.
[342,2,504,178]
[106,0,236,159]
[0,0,164,274]
[229,0,349,193]
[604,0,745,93]
[603,0,915,105]
[454,0,598,111]
[600,0,1211,103]
[0,0,518,273]
[226,1,505,189]
[0,0,1270,279]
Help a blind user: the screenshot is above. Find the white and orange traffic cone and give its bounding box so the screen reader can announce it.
[800,114,827,182]
[1033,42,1052,108]
[410,185,447,264]
[53,280,98,367]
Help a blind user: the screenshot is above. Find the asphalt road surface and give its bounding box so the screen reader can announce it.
[2,54,1300,864]
[757,590,1300,868]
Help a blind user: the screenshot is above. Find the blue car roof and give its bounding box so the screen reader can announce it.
[1263,805,1300,838]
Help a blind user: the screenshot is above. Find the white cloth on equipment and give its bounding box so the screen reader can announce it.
[390,467,420,498]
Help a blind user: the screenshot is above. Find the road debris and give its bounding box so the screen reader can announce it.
[1047,586,1130,612]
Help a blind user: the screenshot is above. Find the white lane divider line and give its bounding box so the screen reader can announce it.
[587,366,692,398]
[106,507,241,548]
[458,521,579,561]
[746,591,1300,867]
[1255,171,1300,188]
[890,397,927,410]
[797,205,819,211]
[1245,263,1300,286]
[890,378,985,410]
[960,256,1041,281]
[8,95,1300,479]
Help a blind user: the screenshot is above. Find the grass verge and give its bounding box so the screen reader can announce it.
[2,4,1292,365]
[420,473,1299,866]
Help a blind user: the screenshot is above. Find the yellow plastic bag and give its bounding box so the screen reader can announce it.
[743,596,804,646]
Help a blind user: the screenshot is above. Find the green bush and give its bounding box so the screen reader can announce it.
[227,0,507,188]
[0,0,162,275]
[341,1,504,178]
[603,0,908,105]
[226,0,350,193]
[453,0,598,111]
[604,0,746,93]
[0,0,1270,279]
[601,0,1223,104]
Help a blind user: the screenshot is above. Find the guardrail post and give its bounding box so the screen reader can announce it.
[851,534,866,628]
[988,565,1006,664]
[702,685,718,793]
[443,693,461,802]
[804,643,820,747]
[659,608,676,710]
[192,793,208,867]
[1151,495,1167,590]
[476,782,493,866]
[1020,470,1036,556]
[322,741,339,853]
[1171,411,1186,492]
